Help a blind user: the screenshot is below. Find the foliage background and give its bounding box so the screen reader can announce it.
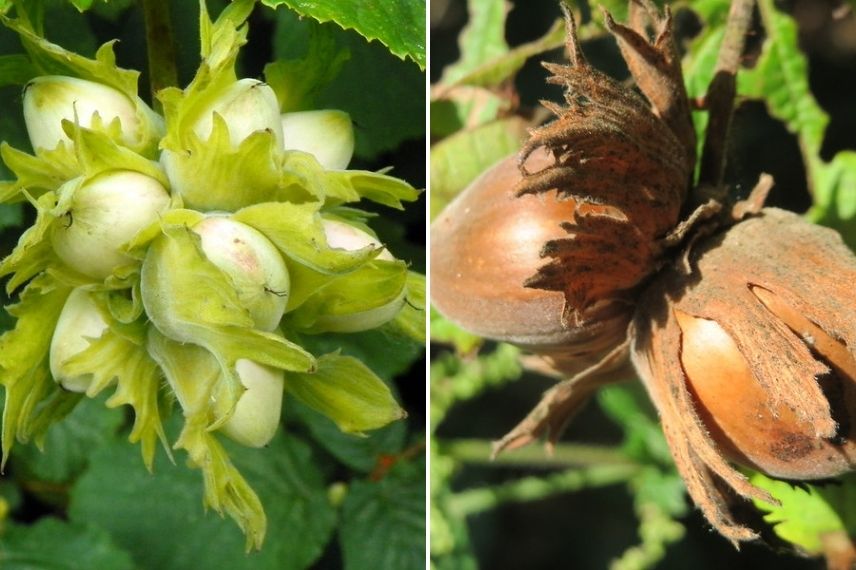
[430,0,856,568]
[0,1,426,569]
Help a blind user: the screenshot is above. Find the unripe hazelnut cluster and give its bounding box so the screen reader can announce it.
[0,0,419,549]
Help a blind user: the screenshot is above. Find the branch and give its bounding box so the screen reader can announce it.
[140,0,178,110]
[447,463,641,517]
[441,438,635,468]
[698,0,756,187]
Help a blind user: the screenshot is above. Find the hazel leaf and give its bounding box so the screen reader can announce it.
[0,192,59,293]
[738,0,856,238]
[0,518,134,570]
[0,142,79,202]
[751,472,856,556]
[439,0,510,85]
[160,116,282,211]
[264,18,350,112]
[279,151,421,209]
[260,0,425,69]
[285,352,405,434]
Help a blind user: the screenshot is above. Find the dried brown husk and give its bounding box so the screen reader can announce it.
[516,2,695,327]
[632,207,856,543]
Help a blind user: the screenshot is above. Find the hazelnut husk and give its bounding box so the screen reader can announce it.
[633,206,856,543]
[431,3,693,377]
[515,3,694,326]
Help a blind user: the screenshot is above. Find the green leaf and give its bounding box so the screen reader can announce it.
[317,33,424,160]
[751,472,856,555]
[429,117,528,219]
[70,429,337,569]
[440,18,564,89]
[286,260,408,334]
[738,0,856,237]
[0,518,134,570]
[262,0,425,69]
[10,395,123,484]
[285,352,405,434]
[146,331,267,550]
[430,88,510,138]
[440,0,509,85]
[340,457,426,570]
[0,53,36,87]
[265,14,350,112]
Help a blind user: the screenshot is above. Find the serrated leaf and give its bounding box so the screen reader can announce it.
[340,458,426,570]
[0,518,134,570]
[69,429,337,570]
[270,13,424,160]
[751,472,856,555]
[430,117,528,219]
[430,87,511,138]
[62,323,170,471]
[233,201,383,275]
[262,0,425,69]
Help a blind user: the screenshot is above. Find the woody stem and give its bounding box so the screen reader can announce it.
[698,0,756,187]
[140,0,178,112]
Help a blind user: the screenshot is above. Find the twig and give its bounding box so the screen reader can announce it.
[698,0,756,187]
[140,0,178,110]
[441,438,635,468]
[446,463,641,517]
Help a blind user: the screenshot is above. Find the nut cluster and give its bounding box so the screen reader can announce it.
[431,1,856,545]
[0,0,420,549]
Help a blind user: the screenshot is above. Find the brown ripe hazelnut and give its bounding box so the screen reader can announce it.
[632,207,856,543]
[430,4,693,375]
[430,148,631,366]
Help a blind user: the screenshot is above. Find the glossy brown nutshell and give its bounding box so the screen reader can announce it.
[633,207,856,542]
[431,2,694,360]
[430,149,631,374]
